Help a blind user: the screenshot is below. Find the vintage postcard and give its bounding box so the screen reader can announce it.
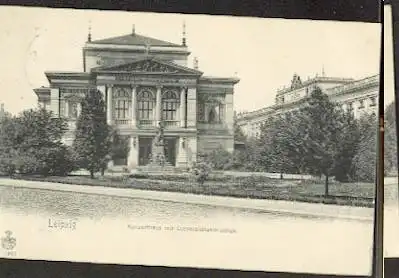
[0,6,380,276]
[384,3,399,259]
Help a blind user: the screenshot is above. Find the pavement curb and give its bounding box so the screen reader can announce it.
[0,178,373,222]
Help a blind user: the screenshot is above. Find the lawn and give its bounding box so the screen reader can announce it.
[6,172,375,208]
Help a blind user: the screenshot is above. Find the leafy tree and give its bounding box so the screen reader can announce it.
[351,113,378,182]
[0,115,19,175]
[203,146,234,170]
[298,87,344,196]
[385,101,398,175]
[0,108,74,176]
[233,112,247,142]
[73,89,112,178]
[332,110,361,182]
[258,112,307,177]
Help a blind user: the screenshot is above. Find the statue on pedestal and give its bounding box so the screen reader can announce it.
[148,121,169,167]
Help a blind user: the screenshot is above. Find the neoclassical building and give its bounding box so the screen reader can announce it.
[34,26,239,169]
[237,73,379,138]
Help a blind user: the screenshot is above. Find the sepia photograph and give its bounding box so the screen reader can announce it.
[0,6,380,276]
[384,3,399,259]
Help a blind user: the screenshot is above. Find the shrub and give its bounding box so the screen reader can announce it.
[190,159,212,186]
[0,148,17,175]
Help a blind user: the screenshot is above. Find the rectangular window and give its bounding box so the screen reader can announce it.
[162,100,178,120]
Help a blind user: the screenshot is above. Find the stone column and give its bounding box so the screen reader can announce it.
[106,85,113,125]
[155,85,162,126]
[127,136,138,170]
[131,85,137,127]
[186,87,197,128]
[180,87,186,127]
[176,137,187,168]
[76,102,82,117]
[64,100,69,118]
[50,88,60,117]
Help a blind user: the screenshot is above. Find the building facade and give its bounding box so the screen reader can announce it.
[34,27,239,170]
[237,73,379,138]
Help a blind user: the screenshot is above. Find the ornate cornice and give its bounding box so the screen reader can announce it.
[276,76,354,96]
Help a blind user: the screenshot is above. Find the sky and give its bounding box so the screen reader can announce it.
[0,6,381,115]
[385,5,395,108]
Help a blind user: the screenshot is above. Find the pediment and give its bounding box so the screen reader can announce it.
[92,58,202,76]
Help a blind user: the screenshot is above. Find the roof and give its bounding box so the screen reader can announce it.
[90,33,183,47]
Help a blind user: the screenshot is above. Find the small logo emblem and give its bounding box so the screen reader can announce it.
[1,231,16,251]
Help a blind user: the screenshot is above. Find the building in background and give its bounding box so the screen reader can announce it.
[0,103,9,120]
[237,73,379,138]
[33,25,239,170]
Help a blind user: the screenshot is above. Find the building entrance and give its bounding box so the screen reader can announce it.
[138,136,177,166]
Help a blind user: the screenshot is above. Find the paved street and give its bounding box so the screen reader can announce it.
[384,177,399,257]
[0,178,374,276]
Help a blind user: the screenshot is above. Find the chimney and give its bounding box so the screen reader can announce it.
[132,24,135,36]
[193,57,198,70]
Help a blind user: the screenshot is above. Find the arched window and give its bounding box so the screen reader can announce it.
[113,87,131,119]
[137,89,155,120]
[162,90,180,121]
[208,107,216,123]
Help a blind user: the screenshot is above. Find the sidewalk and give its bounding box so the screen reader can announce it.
[0,177,373,221]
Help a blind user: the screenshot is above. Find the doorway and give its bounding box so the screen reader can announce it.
[138,137,153,166]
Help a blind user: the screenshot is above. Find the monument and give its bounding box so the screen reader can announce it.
[148,121,171,167]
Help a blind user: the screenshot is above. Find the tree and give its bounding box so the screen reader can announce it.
[191,153,212,186]
[233,112,247,142]
[351,114,378,182]
[332,110,361,182]
[298,87,344,196]
[73,89,111,178]
[0,108,74,176]
[385,101,398,175]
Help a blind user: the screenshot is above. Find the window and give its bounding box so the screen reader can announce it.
[162,90,180,120]
[115,100,130,119]
[137,90,155,120]
[113,87,131,119]
[208,103,225,124]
